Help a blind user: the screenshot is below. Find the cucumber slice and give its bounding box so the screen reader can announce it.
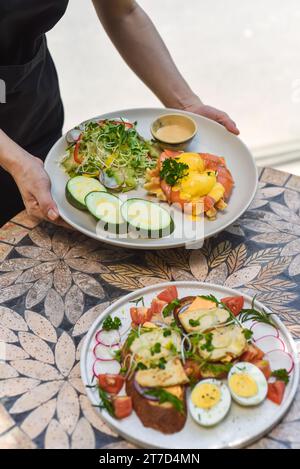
[66,176,106,210]
[85,191,126,234]
[121,198,174,238]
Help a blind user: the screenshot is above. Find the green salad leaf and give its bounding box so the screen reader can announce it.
[146,388,184,413]
[62,119,159,190]
[162,298,180,318]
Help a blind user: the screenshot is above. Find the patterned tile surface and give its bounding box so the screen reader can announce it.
[0,167,299,449]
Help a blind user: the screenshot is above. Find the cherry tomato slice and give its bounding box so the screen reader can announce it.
[130,306,152,325]
[98,374,124,394]
[267,381,286,405]
[73,133,83,164]
[157,286,178,303]
[149,298,167,315]
[113,396,133,419]
[241,344,265,362]
[183,359,202,381]
[221,296,244,316]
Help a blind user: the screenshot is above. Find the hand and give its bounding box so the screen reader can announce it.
[181,98,240,135]
[13,154,60,222]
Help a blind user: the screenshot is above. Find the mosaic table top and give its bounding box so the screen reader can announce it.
[0,167,299,449]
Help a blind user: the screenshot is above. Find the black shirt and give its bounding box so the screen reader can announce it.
[0,0,69,155]
[0,0,69,65]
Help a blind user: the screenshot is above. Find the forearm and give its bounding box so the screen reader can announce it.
[0,129,31,176]
[0,129,59,221]
[92,1,198,109]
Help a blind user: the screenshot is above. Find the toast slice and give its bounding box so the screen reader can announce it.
[135,358,189,387]
[126,380,187,434]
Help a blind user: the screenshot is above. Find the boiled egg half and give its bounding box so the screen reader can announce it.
[228,362,268,407]
[188,379,231,427]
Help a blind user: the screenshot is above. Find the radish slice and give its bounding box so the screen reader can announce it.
[264,349,295,374]
[93,359,121,377]
[93,343,119,361]
[254,335,286,353]
[251,322,279,341]
[96,329,120,347]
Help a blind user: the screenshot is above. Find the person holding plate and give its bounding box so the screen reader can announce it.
[0,0,239,226]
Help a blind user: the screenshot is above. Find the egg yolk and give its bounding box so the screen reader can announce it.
[191,383,221,409]
[177,153,205,172]
[229,373,258,398]
[180,171,217,198]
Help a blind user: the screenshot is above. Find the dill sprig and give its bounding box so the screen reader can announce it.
[129,296,145,307]
[98,388,114,416]
[239,296,276,328]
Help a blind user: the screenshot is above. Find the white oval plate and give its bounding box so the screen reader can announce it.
[80,281,299,449]
[45,108,258,250]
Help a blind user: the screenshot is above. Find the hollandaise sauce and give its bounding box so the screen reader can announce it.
[156,124,194,143]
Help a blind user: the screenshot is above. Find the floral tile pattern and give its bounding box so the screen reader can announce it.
[0,223,29,246]
[0,167,299,449]
[0,244,13,263]
[11,211,40,230]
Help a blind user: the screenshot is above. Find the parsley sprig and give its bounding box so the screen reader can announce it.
[189,318,200,327]
[242,328,253,341]
[160,158,189,186]
[200,332,214,352]
[272,369,290,385]
[102,315,122,331]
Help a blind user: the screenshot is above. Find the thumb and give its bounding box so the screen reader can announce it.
[47,206,60,222]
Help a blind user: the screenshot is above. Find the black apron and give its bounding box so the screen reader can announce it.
[0,0,69,226]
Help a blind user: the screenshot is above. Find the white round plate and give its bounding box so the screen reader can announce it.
[45,108,258,250]
[80,281,299,449]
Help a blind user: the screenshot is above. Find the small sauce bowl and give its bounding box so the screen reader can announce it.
[151,113,198,151]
